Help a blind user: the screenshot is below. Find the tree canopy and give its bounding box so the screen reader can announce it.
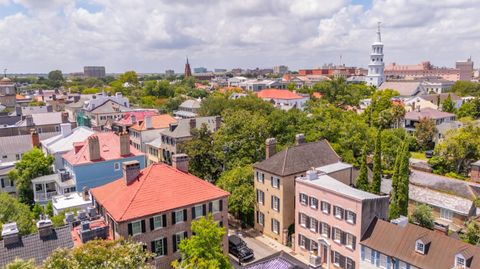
[0,192,36,235]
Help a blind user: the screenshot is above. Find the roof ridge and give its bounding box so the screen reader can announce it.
[282,147,289,175]
[118,164,155,221]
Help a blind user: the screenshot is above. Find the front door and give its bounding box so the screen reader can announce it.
[323,244,328,264]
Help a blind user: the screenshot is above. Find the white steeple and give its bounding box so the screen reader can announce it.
[366,22,385,88]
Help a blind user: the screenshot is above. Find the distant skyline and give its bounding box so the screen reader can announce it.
[0,0,479,74]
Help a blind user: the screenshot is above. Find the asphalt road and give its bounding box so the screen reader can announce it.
[228,229,276,268]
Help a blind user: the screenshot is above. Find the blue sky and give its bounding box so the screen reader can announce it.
[0,0,478,73]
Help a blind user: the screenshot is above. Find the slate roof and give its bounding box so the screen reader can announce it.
[41,126,95,154]
[253,140,341,176]
[88,100,130,114]
[0,225,74,267]
[0,115,22,127]
[15,112,65,126]
[244,251,308,269]
[419,93,461,103]
[91,163,229,222]
[160,116,219,138]
[379,81,422,96]
[0,132,59,155]
[361,218,480,269]
[404,108,455,121]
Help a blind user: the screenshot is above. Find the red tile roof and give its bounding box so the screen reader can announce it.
[62,132,143,165]
[257,89,304,100]
[129,114,177,131]
[116,111,158,126]
[91,163,229,222]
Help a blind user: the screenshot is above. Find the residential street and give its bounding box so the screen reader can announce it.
[228,228,277,268]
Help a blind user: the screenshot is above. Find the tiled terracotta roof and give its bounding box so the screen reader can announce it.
[257,89,304,100]
[91,163,229,222]
[116,111,158,126]
[62,132,143,166]
[129,114,177,131]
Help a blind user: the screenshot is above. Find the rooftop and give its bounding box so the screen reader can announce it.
[179,99,201,109]
[62,132,143,166]
[316,161,352,174]
[361,218,480,269]
[130,114,177,131]
[379,81,422,96]
[41,126,95,154]
[160,116,219,138]
[245,251,309,269]
[419,93,461,103]
[91,163,229,222]
[115,110,158,126]
[404,107,455,121]
[15,112,66,126]
[52,192,92,212]
[257,89,305,100]
[0,132,59,155]
[253,140,340,176]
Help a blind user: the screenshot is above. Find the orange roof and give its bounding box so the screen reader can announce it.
[257,89,304,100]
[16,94,26,100]
[312,92,322,99]
[130,114,177,131]
[91,163,229,222]
[62,132,143,166]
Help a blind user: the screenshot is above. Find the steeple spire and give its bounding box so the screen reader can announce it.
[376,21,382,42]
[3,68,6,78]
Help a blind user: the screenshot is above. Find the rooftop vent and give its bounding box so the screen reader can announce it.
[1,222,20,245]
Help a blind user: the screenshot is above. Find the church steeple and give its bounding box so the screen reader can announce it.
[366,22,385,88]
[184,57,192,78]
[376,22,382,42]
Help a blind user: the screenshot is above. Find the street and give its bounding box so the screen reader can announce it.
[228,228,277,268]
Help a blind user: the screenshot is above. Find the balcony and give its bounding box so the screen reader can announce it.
[35,190,58,202]
[309,255,321,268]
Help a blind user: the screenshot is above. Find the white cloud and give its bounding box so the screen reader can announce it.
[0,0,478,73]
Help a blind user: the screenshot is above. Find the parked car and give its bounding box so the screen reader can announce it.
[425,150,433,158]
[228,235,254,262]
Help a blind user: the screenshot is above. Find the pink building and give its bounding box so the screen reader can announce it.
[295,167,389,269]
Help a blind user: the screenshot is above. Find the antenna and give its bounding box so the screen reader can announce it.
[3,68,6,78]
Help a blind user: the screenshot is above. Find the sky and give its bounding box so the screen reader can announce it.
[0,0,479,74]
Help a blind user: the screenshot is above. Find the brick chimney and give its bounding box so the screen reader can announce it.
[82,187,90,201]
[31,129,40,148]
[61,112,69,123]
[295,134,305,145]
[37,219,53,238]
[265,138,277,159]
[471,161,480,183]
[87,135,101,161]
[123,160,141,185]
[172,154,189,173]
[189,118,196,131]
[119,131,130,156]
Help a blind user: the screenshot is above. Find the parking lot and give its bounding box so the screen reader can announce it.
[228,228,277,268]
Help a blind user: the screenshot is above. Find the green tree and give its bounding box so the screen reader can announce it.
[43,239,153,269]
[410,204,434,229]
[389,139,410,219]
[82,87,99,94]
[461,221,480,245]
[47,70,64,88]
[4,258,37,269]
[8,148,54,205]
[370,129,382,194]
[172,215,232,269]
[28,101,46,106]
[356,145,370,191]
[0,192,36,235]
[457,98,480,119]
[450,81,480,97]
[216,165,254,224]
[118,71,139,86]
[414,117,436,150]
[45,201,54,217]
[181,124,222,183]
[365,89,399,127]
[32,203,44,219]
[442,94,456,113]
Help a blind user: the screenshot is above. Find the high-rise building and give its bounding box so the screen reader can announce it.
[366,22,385,87]
[193,67,207,73]
[184,58,192,77]
[273,65,288,75]
[83,66,106,78]
[165,69,175,77]
[456,57,474,81]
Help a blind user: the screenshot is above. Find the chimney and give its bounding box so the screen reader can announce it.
[172,154,189,173]
[306,169,318,180]
[1,222,20,246]
[31,129,40,148]
[60,123,72,138]
[82,187,90,201]
[61,112,69,123]
[123,160,141,185]
[37,218,53,238]
[87,135,101,161]
[144,116,152,129]
[295,134,305,145]
[189,118,196,131]
[119,132,130,156]
[25,115,34,126]
[265,138,277,159]
[215,116,222,130]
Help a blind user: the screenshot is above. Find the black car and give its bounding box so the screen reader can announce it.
[228,235,254,262]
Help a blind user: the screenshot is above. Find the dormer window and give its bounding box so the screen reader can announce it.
[455,254,466,268]
[415,240,425,254]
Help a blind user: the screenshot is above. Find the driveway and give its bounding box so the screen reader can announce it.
[228,228,277,268]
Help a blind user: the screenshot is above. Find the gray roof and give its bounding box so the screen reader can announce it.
[31,174,59,184]
[245,251,309,269]
[316,162,352,174]
[253,140,341,176]
[16,112,64,126]
[88,100,130,114]
[436,120,463,135]
[404,108,455,121]
[179,99,201,110]
[0,225,74,267]
[0,162,16,176]
[299,173,382,200]
[160,116,218,138]
[0,132,59,155]
[146,136,162,148]
[379,81,422,96]
[0,115,22,127]
[41,126,95,154]
[419,93,461,103]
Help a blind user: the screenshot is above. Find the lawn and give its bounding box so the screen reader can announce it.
[410,151,428,160]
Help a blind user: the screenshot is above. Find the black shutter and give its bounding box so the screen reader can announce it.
[150,217,154,231]
[219,199,223,211]
[141,220,146,233]
[209,202,213,213]
[271,196,274,209]
[306,216,310,229]
[127,223,133,236]
[327,203,331,214]
[183,209,187,221]
[350,260,355,269]
[326,224,330,238]
[184,231,188,238]
[298,213,302,225]
[192,207,196,219]
[353,212,357,224]
[341,231,346,245]
[202,204,207,216]
[151,241,156,254]
[172,212,176,225]
[173,234,177,252]
[1,178,4,188]
[162,214,167,227]
[305,238,311,251]
[163,237,168,255]
[339,254,346,268]
[298,234,302,247]
[271,176,273,187]
[340,208,344,219]
[352,236,357,250]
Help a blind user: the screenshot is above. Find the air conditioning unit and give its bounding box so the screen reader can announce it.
[309,255,321,268]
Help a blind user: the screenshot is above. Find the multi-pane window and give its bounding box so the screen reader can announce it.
[310,218,318,233]
[346,258,355,269]
[456,256,465,267]
[131,221,142,235]
[271,176,280,188]
[194,205,203,219]
[310,197,318,209]
[256,171,265,183]
[333,251,341,266]
[114,162,120,171]
[256,189,265,204]
[334,206,344,219]
[300,213,307,228]
[346,233,355,249]
[212,200,220,213]
[321,222,330,237]
[153,215,164,230]
[440,208,453,220]
[321,201,330,214]
[175,210,184,223]
[272,219,280,234]
[299,234,306,248]
[257,211,264,226]
[346,210,356,224]
[272,196,280,211]
[333,228,342,243]
[300,193,308,205]
[416,241,424,253]
[152,238,167,256]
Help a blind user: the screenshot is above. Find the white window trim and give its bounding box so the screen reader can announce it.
[346,233,354,250]
[310,197,318,209]
[334,206,343,219]
[300,214,307,228]
[175,210,184,224]
[152,215,164,230]
[310,218,317,233]
[153,237,166,257]
[272,196,280,211]
[272,219,280,234]
[194,205,203,219]
[212,200,220,213]
[333,228,342,244]
[455,254,466,268]
[346,210,355,224]
[272,176,280,188]
[300,193,308,205]
[131,220,142,236]
[333,251,341,266]
[321,201,330,214]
